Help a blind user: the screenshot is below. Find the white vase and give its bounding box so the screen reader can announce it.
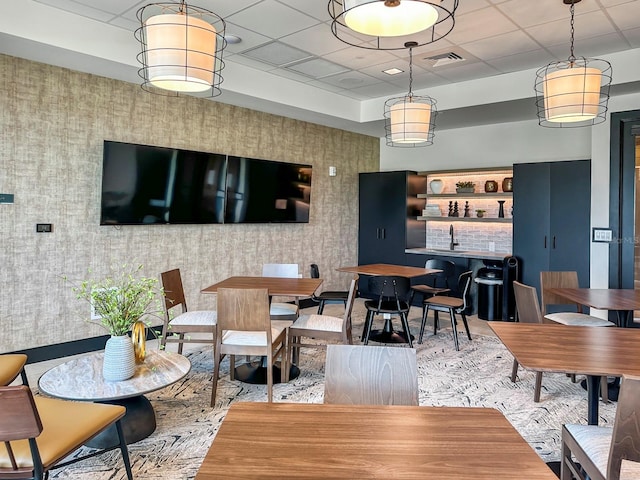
[430,179,444,194]
[103,335,136,381]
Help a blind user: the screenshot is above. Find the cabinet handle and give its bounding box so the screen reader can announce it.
[381,228,386,239]
[376,228,380,239]
[544,236,547,249]
[553,236,556,249]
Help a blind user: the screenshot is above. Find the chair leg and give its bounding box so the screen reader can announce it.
[115,419,133,480]
[433,311,440,335]
[267,354,274,403]
[363,311,374,345]
[211,352,221,407]
[318,300,325,314]
[419,305,429,344]
[399,312,413,348]
[177,334,185,354]
[600,376,609,404]
[449,310,460,351]
[460,312,472,341]
[511,359,519,383]
[229,355,236,381]
[534,371,543,403]
[280,340,288,385]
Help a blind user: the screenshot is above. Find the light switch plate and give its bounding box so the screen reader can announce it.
[592,228,613,243]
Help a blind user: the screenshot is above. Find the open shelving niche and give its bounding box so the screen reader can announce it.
[417,167,513,222]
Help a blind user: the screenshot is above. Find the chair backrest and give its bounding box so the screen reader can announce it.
[217,287,271,335]
[262,263,299,278]
[310,264,320,279]
[324,345,418,406]
[160,269,187,313]
[341,276,359,333]
[0,385,43,477]
[608,374,640,480]
[540,271,581,314]
[457,271,473,311]
[368,275,411,300]
[424,259,456,288]
[512,281,543,324]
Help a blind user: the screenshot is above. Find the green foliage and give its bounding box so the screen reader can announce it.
[456,181,475,188]
[66,264,164,337]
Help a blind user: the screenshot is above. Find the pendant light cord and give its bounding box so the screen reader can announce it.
[408,47,414,99]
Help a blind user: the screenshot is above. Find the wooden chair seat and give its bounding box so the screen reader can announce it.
[0,354,28,386]
[424,295,464,310]
[411,284,450,296]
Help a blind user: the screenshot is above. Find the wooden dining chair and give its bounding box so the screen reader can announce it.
[411,259,456,320]
[0,385,133,480]
[211,288,288,406]
[324,344,418,406]
[0,354,28,386]
[511,281,545,402]
[420,270,473,351]
[309,263,349,314]
[561,374,640,480]
[287,276,358,371]
[160,268,217,354]
[540,271,615,327]
[262,263,300,321]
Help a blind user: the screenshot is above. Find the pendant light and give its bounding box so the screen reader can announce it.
[329,0,458,51]
[135,1,226,97]
[384,42,437,147]
[534,0,612,127]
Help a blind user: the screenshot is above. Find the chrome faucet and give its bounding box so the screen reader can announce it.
[449,224,459,251]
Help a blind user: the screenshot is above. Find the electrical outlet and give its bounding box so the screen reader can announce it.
[488,242,495,252]
[36,223,53,233]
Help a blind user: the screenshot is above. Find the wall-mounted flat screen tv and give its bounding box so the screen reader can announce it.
[100,141,312,225]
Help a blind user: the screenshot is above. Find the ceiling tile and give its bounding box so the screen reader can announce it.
[608,1,640,30]
[456,0,492,15]
[317,70,381,89]
[462,30,540,61]
[221,22,272,55]
[497,0,598,29]
[226,0,319,39]
[486,49,556,75]
[34,0,117,21]
[547,32,633,59]
[280,23,349,56]
[446,6,518,44]
[286,58,350,79]
[434,62,501,83]
[188,0,264,19]
[277,0,332,22]
[526,10,618,48]
[323,48,397,70]
[241,41,313,67]
[622,27,640,48]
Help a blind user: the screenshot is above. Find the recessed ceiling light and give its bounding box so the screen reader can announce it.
[383,68,404,75]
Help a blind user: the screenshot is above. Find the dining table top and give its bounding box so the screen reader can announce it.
[489,322,640,378]
[545,287,640,312]
[336,263,441,277]
[201,276,323,297]
[195,402,557,480]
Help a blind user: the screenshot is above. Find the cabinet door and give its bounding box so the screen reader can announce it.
[549,160,591,286]
[358,172,408,266]
[513,163,551,293]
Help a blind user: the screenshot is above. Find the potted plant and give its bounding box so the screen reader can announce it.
[456,181,475,194]
[476,209,486,218]
[66,264,163,381]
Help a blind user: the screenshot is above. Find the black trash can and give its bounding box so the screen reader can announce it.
[474,263,503,321]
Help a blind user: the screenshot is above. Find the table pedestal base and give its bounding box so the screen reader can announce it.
[85,395,156,448]
[234,362,300,385]
[368,329,414,344]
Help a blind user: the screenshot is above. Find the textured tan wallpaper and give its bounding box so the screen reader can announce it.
[0,54,379,351]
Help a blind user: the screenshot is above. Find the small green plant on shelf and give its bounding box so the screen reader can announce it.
[476,209,486,218]
[456,181,475,193]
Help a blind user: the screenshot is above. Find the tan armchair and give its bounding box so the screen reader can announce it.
[0,354,28,386]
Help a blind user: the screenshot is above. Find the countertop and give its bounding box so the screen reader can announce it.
[406,248,511,261]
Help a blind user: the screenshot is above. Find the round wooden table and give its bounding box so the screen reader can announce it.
[38,350,191,447]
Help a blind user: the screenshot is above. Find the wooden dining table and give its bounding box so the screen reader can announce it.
[195,402,558,480]
[545,287,640,327]
[490,322,640,425]
[201,276,323,384]
[336,263,441,344]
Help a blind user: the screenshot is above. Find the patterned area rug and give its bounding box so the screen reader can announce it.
[47,310,617,479]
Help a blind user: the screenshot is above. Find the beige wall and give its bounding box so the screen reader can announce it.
[0,54,379,351]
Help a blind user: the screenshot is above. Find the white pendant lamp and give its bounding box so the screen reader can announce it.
[534,0,612,127]
[135,1,226,97]
[384,42,437,147]
[329,0,458,51]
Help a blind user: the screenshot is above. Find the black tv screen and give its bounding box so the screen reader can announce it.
[100,141,311,225]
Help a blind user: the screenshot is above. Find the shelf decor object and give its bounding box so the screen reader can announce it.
[328,0,459,51]
[502,177,513,192]
[135,1,227,98]
[455,181,475,194]
[429,178,444,194]
[384,42,437,147]
[534,0,612,128]
[484,180,498,193]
